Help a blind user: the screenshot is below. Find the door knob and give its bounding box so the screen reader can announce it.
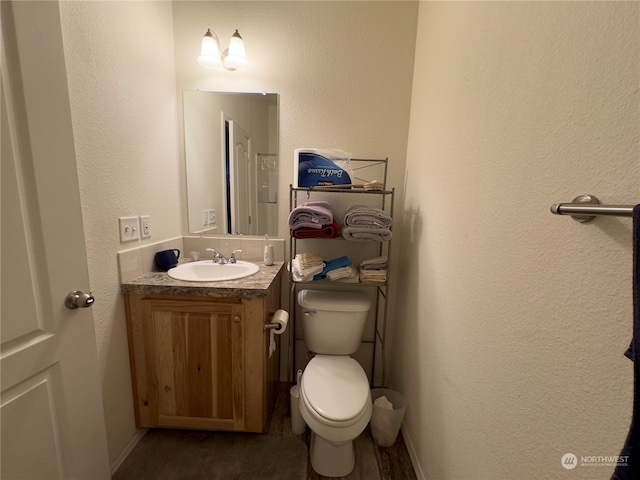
[65,290,95,309]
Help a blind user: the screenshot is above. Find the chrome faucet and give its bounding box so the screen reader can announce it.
[205,248,242,264]
[205,248,225,263]
[229,249,242,263]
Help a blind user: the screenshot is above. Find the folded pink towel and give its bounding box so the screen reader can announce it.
[288,201,334,230]
[361,256,388,270]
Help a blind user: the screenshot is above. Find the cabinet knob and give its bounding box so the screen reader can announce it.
[233,315,241,323]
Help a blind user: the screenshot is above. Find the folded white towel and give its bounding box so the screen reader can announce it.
[292,257,325,282]
[360,267,387,284]
[361,256,388,266]
[332,272,360,283]
[360,269,387,276]
[327,265,356,281]
[296,253,324,269]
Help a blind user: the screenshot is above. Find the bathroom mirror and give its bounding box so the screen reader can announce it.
[184,91,279,235]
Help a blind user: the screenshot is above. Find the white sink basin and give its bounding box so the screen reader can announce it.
[167,260,259,282]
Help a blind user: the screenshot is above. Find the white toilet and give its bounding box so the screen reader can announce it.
[297,289,372,477]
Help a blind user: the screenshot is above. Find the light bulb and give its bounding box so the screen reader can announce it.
[197,29,222,68]
[224,30,248,69]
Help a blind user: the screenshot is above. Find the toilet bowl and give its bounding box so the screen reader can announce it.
[299,355,372,477]
[296,290,373,477]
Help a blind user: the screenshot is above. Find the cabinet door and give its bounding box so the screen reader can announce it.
[134,297,245,431]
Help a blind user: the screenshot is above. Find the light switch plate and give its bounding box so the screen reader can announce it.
[119,216,140,242]
[139,215,151,238]
[208,209,216,225]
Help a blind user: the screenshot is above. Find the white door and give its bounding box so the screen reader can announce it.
[228,121,254,235]
[1,2,111,479]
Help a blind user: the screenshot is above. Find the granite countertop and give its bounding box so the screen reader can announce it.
[121,261,285,299]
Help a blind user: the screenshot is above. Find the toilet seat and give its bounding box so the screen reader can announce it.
[300,355,370,425]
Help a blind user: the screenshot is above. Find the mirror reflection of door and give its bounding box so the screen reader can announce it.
[183,92,278,235]
[226,120,254,235]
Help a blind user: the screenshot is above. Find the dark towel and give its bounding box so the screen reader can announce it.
[290,220,340,239]
[611,204,640,479]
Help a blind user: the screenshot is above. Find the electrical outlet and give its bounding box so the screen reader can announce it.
[139,215,151,238]
[119,216,140,242]
[208,209,216,226]
[202,210,209,226]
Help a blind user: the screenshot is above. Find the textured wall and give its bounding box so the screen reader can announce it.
[60,0,417,468]
[172,0,418,384]
[172,0,417,245]
[393,2,639,479]
[59,1,181,467]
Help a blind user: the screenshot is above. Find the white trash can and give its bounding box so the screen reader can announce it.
[290,385,306,434]
[370,388,407,447]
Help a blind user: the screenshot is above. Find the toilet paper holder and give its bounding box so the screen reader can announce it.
[263,323,282,332]
[263,309,289,332]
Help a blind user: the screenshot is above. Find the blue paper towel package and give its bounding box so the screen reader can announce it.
[293,148,353,188]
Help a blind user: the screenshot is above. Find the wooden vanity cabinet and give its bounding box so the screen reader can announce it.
[124,275,281,433]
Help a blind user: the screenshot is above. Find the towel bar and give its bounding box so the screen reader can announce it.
[551,194,635,222]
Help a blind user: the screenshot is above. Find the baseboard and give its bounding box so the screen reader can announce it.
[401,423,425,480]
[110,428,148,475]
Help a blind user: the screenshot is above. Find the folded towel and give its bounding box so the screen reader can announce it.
[288,201,334,230]
[314,256,351,281]
[362,262,388,270]
[296,253,324,269]
[359,266,387,284]
[361,256,388,266]
[331,270,360,283]
[342,226,392,242]
[327,265,357,281]
[359,268,387,278]
[344,205,392,228]
[291,220,340,239]
[361,255,388,270]
[292,263,325,282]
[291,257,325,282]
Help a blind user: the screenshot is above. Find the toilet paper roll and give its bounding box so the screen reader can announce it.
[270,309,289,334]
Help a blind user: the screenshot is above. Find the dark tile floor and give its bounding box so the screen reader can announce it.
[115,383,417,480]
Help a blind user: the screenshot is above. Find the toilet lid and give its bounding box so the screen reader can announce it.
[301,356,370,422]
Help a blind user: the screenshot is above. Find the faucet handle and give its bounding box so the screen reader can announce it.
[230,249,242,263]
[205,248,218,262]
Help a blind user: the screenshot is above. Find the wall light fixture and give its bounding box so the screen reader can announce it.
[197,28,248,71]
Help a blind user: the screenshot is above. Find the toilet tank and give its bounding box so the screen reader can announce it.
[297,289,371,355]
